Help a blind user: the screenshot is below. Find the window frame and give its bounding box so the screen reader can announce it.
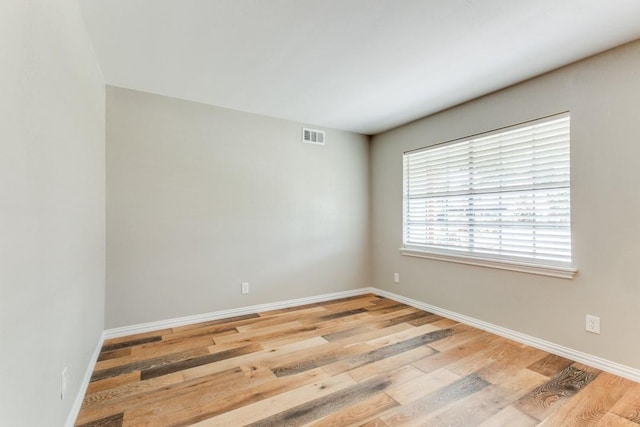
[400,113,577,279]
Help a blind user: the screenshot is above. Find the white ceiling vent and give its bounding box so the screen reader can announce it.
[302,127,325,145]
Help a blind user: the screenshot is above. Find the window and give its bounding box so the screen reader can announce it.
[402,113,575,278]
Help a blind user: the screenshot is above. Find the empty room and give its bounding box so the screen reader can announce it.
[3,0,640,426]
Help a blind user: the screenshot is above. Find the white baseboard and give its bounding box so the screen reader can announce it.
[372,287,640,383]
[104,288,372,339]
[65,332,104,427]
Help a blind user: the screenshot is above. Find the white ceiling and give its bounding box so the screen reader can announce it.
[79,0,640,135]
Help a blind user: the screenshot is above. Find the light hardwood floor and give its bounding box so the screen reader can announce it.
[76,294,640,426]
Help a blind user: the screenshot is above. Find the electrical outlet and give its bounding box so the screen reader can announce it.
[586,315,600,334]
[393,273,400,284]
[241,282,249,294]
[61,367,68,400]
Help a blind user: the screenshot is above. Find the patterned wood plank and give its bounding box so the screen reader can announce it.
[91,348,211,382]
[121,368,326,426]
[101,336,162,352]
[380,373,491,426]
[360,419,390,427]
[515,365,600,421]
[345,344,440,383]
[597,412,640,427]
[190,372,358,426]
[76,413,123,427]
[242,372,394,426]
[386,368,461,405]
[424,365,548,426]
[139,343,263,380]
[272,328,451,378]
[478,405,539,427]
[96,335,217,370]
[609,382,640,423]
[303,391,399,426]
[527,354,574,378]
[538,372,634,426]
[182,336,329,380]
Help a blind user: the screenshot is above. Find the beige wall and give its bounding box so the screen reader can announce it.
[106,87,370,328]
[371,40,640,369]
[0,1,105,425]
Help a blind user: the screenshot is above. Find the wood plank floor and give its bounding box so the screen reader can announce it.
[75,294,640,426]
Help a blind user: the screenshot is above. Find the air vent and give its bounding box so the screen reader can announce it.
[302,127,325,145]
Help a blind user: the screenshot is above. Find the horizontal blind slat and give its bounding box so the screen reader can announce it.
[403,113,572,266]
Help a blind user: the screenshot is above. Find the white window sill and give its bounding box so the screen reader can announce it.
[399,247,577,279]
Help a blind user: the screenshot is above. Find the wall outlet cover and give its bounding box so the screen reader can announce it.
[61,367,68,400]
[586,314,600,334]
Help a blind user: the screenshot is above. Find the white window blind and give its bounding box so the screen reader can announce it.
[403,113,572,271]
